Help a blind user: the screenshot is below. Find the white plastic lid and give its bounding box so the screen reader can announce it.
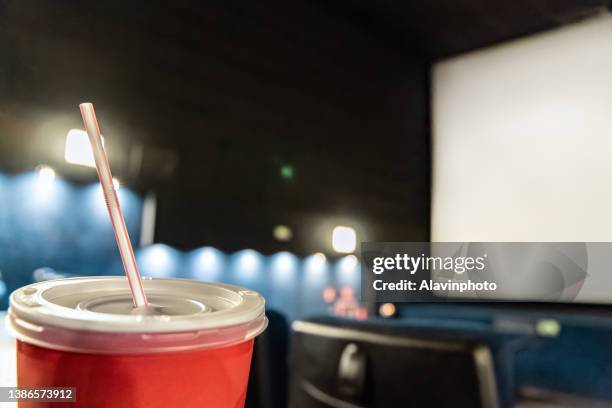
[8,277,267,354]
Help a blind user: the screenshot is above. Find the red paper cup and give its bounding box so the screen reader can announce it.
[8,277,267,408]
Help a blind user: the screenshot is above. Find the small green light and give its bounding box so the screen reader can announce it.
[536,319,561,337]
[280,165,294,180]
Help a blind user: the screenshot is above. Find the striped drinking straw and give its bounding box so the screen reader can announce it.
[79,102,149,308]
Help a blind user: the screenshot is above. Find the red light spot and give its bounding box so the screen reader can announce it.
[333,302,346,316]
[322,287,336,303]
[340,287,354,299]
[356,307,368,320]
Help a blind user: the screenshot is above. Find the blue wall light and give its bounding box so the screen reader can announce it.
[268,251,300,320]
[230,249,264,288]
[270,252,298,285]
[137,244,183,278]
[301,253,330,318]
[17,170,70,216]
[336,254,360,289]
[188,247,225,282]
[0,171,146,307]
[304,253,327,284]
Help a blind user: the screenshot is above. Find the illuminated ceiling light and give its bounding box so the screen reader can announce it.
[305,252,327,274]
[272,225,293,242]
[65,129,104,167]
[273,252,295,272]
[37,165,56,187]
[280,165,294,180]
[239,250,260,273]
[379,303,396,318]
[148,245,171,268]
[198,247,219,270]
[188,247,225,281]
[332,226,356,253]
[314,252,326,261]
[271,252,298,285]
[140,244,174,278]
[192,247,223,281]
[339,254,358,274]
[311,252,326,267]
[304,252,327,283]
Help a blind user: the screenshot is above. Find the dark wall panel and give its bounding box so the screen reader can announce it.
[1,0,430,254]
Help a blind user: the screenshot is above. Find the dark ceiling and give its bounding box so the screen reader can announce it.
[322,0,610,59]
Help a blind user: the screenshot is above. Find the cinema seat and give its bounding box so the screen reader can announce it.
[246,309,290,408]
[288,317,499,408]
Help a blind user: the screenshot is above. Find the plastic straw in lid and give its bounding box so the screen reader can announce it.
[79,102,148,308]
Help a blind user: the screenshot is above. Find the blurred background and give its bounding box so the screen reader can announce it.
[0,0,431,317]
[0,1,430,314]
[2,1,612,407]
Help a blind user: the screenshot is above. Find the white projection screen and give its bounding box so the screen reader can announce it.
[431,14,612,303]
